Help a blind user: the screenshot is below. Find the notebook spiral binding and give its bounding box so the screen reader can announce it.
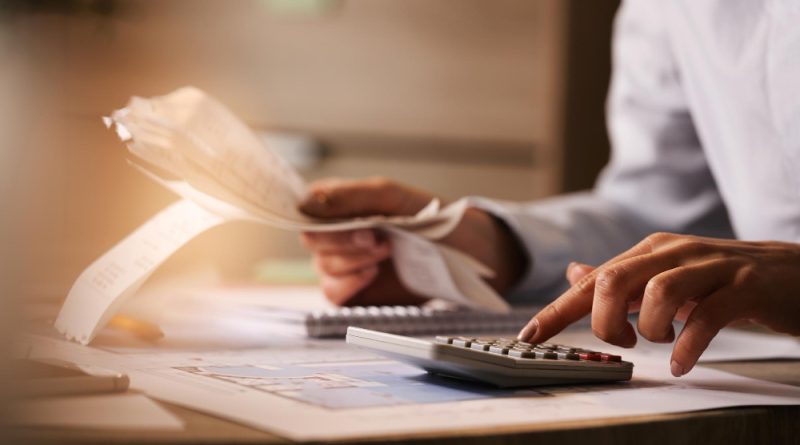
[299,305,540,338]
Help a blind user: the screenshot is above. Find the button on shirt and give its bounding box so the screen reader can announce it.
[477,0,800,302]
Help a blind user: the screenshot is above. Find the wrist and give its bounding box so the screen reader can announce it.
[443,208,528,295]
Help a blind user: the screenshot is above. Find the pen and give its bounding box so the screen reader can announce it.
[108,315,164,342]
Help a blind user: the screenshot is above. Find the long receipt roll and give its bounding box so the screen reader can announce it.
[55,87,510,344]
[56,199,226,344]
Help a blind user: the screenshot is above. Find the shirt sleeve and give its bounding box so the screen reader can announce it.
[473,0,734,304]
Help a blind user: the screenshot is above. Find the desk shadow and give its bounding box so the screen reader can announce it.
[407,373,669,399]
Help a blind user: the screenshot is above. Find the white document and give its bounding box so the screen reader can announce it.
[553,323,800,362]
[8,393,184,431]
[24,328,800,442]
[57,87,508,345]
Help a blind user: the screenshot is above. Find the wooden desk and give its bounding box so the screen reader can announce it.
[10,360,800,445]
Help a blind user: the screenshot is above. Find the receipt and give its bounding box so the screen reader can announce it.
[56,87,509,344]
[55,199,226,344]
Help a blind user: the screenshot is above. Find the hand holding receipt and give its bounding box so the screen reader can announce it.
[56,87,510,344]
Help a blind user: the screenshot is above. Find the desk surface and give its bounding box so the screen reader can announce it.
[10,360,800,445]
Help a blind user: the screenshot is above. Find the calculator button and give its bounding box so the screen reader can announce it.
[601,353,622,362]
[509,350,537,359]
[470,342,492,351]
[489,345,511,355]
[557,352,580,361]
[534,349,558,360]
[452,337,474,347]
[436,336,621,364]
[435,336,454,344]
[578,352,602,361]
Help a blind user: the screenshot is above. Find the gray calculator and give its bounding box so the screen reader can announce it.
[346,327,633,387]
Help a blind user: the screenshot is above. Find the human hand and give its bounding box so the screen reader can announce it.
[299,177,526,306]
[517,233,800,376]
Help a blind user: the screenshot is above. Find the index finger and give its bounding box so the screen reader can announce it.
[299,177,432,218]
[517,273,596,343]
[517,238,655,343]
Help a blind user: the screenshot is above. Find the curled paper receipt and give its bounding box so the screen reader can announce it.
[55,87,509,344]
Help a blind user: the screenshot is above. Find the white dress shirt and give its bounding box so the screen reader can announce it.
[480,0,800,302]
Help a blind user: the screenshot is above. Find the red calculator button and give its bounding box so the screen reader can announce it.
[579,352,601,361]
[601,353,621,362]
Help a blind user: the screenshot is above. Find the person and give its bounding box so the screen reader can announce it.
[298,0,800,377]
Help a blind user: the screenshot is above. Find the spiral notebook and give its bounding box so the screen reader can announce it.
[255,305,541,338]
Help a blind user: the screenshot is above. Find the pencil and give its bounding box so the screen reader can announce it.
[108,315,165,342]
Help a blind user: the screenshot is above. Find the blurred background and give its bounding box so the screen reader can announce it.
[0,0,619,305]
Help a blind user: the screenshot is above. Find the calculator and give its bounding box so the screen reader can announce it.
[346,327,633,387]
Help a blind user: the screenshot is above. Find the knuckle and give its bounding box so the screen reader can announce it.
[645,275,677,303]
[677,238,710,257]
[734,264,761,289]
[645,232,674,247]
[595,268,625,297]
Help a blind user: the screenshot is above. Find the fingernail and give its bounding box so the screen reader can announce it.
[566,262,579,282]
[517,318,539,341]
[670,360,685,377]
[566,262,592,284]
[352,230,375,248]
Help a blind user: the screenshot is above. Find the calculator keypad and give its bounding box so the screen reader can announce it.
[436,336,622,363]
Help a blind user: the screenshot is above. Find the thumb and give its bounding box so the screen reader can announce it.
[299,177,435,219]
[566,261,595,286]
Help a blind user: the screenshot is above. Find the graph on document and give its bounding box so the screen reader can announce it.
[174,360,538,409]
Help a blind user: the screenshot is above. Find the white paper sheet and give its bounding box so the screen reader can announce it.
[57,87,510,345]
[24,327,800,442]
[8,393,184,431]
[553,323,800,362]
